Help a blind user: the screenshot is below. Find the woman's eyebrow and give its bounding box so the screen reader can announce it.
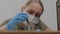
[36,12,41,14]
[28,9,35,12]
[29,9,35,11]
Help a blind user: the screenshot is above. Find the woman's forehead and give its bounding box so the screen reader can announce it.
[28,3,42,8]
[27,3,42,12]
[28,3,42,9]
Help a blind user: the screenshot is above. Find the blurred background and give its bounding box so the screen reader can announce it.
[0,0,57,31]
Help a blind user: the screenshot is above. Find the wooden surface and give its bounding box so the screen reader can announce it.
[0,31,59,34]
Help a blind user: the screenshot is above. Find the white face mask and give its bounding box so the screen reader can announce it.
[28,14,40,24]
[23,11,40,25]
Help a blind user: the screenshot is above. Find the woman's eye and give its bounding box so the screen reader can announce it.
[28,10,34,15]
[35,13,40,18]
[29,11,33,15]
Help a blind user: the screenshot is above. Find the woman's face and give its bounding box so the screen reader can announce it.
[25,3,43,18]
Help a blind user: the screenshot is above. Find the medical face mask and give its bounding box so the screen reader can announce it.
[28,14,40,25]
[23,11,40,25]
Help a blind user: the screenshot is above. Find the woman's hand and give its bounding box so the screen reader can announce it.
[6,12,28,30]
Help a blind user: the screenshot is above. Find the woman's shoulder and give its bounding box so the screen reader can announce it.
[36,19,48,30]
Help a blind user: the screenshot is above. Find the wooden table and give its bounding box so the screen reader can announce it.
[0,30,60,34]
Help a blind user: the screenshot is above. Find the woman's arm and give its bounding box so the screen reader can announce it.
[0,25,8,31]
[0,18,11,27]
[0,18,11,31]
[0,12,28,31]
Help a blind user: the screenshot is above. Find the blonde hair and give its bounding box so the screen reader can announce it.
[23,0,44,12]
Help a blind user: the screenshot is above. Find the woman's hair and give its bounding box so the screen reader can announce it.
[39,0,44,12]
[23,0,44,11]
[39,0,44,15]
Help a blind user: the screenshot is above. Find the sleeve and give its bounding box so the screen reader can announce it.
[0,18,11,27]
[37,19,48,30]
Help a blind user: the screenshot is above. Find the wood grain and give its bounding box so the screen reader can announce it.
[0,31,59,34]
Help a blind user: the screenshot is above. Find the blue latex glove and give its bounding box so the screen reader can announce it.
[6,12,28,30]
